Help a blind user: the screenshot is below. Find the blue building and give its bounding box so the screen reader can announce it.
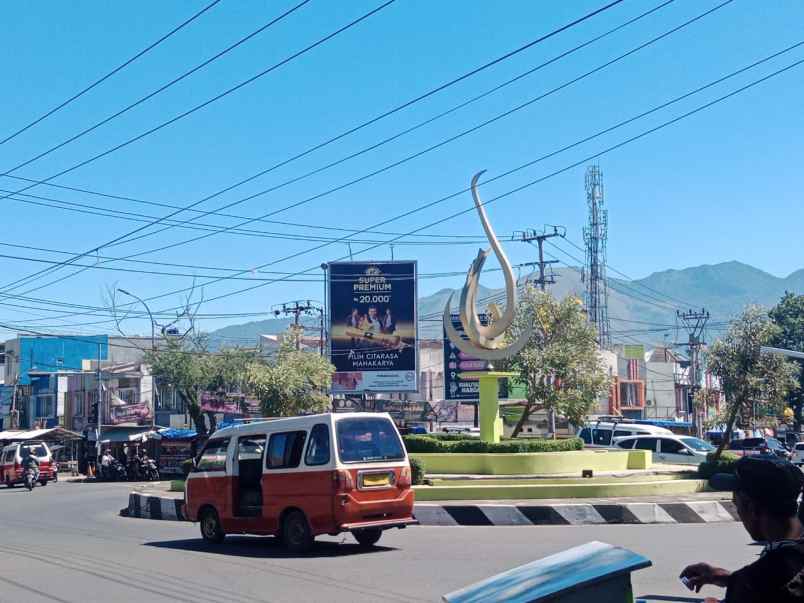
[3,335,109,429]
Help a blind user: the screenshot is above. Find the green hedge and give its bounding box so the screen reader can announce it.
[698,451,740,480]
[402,435,583,454]
[409,457,425,485]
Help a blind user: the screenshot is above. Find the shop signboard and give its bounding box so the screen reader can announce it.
[200,392,247,416]
[328,261,418,393]
[443,312,508,400]
[159,441,195,476]
[108,392,151,426]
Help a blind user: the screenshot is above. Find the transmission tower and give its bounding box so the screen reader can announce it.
[583,165,611,348]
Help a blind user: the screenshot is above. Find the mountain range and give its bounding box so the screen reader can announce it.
[208,261,803,347]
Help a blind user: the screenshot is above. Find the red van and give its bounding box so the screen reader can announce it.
[184,413,416,553]
[1,441,56,487]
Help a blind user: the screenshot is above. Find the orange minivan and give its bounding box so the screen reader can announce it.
[184,412,416,553]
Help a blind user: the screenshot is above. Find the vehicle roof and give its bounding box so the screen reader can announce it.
[583,423,673,434]
[612,433,689,441]
[2,440,48,450]
[209,412,394,439]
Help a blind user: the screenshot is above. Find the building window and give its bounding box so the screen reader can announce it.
[35,394,55,418]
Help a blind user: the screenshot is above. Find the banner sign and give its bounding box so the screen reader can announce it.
[108,401,151,425]
[200,392,248,416]
[329,261,418,393]
[444,313,507,400]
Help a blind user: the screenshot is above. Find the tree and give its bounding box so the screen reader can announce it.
[145,339,209,435]
[501,287,610,438]
[247,336,334,417]
[769,292,804,429]
[707,306,800,460]
[146,339,259,435]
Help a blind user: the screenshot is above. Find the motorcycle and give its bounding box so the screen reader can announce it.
[142,457,160,481]
[100,459,127,482]
[23,466,39,491]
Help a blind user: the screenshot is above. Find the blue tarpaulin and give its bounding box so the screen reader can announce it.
[157,428,199,441]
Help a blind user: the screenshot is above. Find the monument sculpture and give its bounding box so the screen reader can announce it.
[443,171,532,442]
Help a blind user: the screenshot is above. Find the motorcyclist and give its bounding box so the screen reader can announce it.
[21,449,40,482]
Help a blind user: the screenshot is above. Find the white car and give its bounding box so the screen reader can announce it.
[792,442,804,466]
[612,434,715,465]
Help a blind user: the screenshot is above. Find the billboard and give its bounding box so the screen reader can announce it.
[200,392,250,416]
[444,313,508,400]
[108,391,152,426]
[328,261,417,393]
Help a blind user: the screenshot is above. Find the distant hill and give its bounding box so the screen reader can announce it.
[208,261,804,346]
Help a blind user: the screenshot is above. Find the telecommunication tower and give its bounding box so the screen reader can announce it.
[583,165,611,348]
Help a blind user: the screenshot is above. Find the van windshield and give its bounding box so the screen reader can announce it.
[21,444,47,457]
[336,418,405,464]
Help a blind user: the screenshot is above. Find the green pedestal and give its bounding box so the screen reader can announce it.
[459,371,516,444]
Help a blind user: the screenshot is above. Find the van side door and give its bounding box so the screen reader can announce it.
[186,438,231,521]
[262,430,308,534]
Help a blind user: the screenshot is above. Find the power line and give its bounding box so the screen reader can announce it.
[0,0,624,295]
[1,0,312,176]
[0,0,398,290]
[0,0,673,251]
[10,39,804,326]
[62,0,673,256]
[0,0,222,145]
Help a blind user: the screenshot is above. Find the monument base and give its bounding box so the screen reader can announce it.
[459,371,517,443]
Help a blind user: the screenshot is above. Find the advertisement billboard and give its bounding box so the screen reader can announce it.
[108,391,151,426]
[328,261,418,393]
[200,392,249,416]
[444,313,508,400]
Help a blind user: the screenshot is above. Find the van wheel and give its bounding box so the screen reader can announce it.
[199,509,225,544]
[353,528,382,547]
[39,479,48,486]
[282,511,313,554]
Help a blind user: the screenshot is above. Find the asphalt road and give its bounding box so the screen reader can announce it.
[0,481,757,602]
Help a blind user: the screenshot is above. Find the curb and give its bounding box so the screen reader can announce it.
[122,493,186,521]
[122,493,738,526]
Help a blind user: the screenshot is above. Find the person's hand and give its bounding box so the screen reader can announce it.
[680,563,731,592]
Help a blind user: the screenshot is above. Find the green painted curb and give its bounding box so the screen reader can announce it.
[413,479,708,501]
[411,449,651,475]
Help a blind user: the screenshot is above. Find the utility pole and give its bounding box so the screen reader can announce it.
[96,342,103,462]
[677,308,710,438]
[273,300,324,353]
[515,226,566,290]
[515,226,566,438]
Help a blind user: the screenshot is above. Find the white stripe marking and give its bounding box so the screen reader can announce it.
[554,504,607,525]
[624,503,676,524]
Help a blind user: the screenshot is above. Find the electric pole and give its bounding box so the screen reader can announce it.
[677,308,710,438]
[515,226,566,290]
[273,300,324,353]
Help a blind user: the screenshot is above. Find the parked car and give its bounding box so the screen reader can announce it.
[184,412,416,553]
[1,441,56,487]
[612,434,715,465]
[728,437,791,459]
[441,425,480,437]
[791,442,804,466]
[577,422,673,448]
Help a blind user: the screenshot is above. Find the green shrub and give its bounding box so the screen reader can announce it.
[409,457,425,485]
[402,435,583,454]
[698,451,740,480]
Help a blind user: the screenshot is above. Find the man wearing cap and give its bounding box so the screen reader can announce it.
[681,455,804,602]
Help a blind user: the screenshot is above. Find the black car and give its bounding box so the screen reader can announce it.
[729,437,791,459]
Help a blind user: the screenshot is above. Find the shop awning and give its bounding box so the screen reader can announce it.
[87,427,161,443]
[0,427,83,442]
[158,428,199,441]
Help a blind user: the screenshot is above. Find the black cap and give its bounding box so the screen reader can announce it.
[711,456,804,515]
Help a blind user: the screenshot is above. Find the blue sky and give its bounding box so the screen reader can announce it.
[0,0,802,337]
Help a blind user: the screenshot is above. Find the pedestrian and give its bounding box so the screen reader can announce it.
[681,455,804,602]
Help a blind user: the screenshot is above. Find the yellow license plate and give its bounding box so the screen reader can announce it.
[362,473,391,487]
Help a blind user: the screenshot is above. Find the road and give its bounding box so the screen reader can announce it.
[0,481,756,602]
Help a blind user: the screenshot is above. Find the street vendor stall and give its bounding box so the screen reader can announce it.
[157,428,201,476]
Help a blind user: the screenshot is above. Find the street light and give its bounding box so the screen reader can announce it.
[117,288,155,352]
[117,288,157,430]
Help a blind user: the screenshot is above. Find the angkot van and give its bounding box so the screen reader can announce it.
[184,413,416,553]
